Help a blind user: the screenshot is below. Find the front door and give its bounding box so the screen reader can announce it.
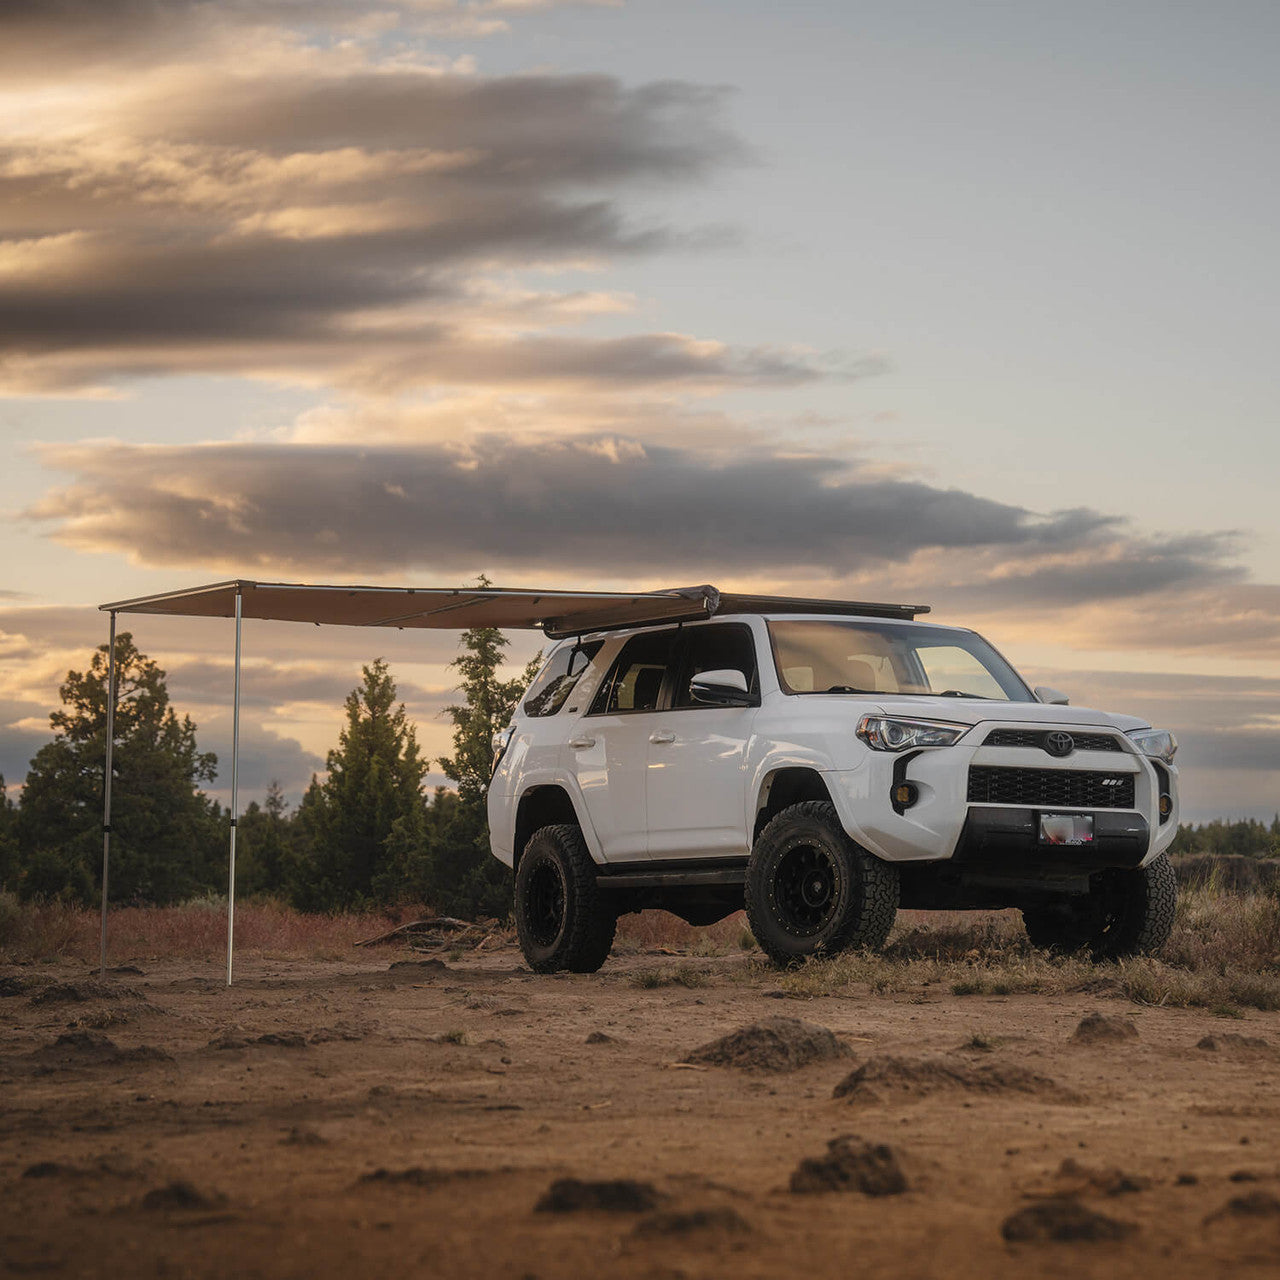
[646,622,761,860]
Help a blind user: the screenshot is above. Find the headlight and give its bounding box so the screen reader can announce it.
[1126,727,1177,764]
[856,714,967,752]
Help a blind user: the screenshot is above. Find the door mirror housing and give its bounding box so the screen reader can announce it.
[689,668,754,707]
[1034,685,1070,706]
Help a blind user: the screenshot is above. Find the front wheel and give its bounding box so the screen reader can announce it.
[1022,852,1177,960]
[514,824,616,974]
[745,801,899,966]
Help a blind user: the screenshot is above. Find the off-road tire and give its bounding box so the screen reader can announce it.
[514,824,616,974]
[1022,852,1177,960]
[745,801,899,966]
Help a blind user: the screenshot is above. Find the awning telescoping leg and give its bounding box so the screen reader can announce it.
[226,588,242,987]
[100,612,118,980]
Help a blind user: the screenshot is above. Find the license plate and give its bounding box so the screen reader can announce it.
[1039,813,1094,846]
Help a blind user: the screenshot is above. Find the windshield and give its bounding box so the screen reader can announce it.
[767,619,1032,702]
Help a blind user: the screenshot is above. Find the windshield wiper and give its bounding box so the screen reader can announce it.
[824,685,874,694]
[937,689,987,698]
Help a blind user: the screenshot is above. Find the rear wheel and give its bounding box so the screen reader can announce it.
[514,824,616,974]
[1022,852,1177,960]
[745,801,899,966]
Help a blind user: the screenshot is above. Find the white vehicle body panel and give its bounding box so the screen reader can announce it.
[488,612,1180,874]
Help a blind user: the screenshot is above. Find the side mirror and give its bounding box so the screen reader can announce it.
[689,668,754,707]
[1034,685,1070,706]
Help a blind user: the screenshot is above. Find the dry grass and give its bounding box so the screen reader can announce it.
[772,886,1280,1012]
[614,909,753,955]
[3,884,1277,1015]
[0,892,424,965]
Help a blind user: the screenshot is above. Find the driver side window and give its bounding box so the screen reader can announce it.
[588,629,679,715]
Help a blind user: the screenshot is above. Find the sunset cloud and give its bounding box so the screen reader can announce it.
[27,435,1235,601]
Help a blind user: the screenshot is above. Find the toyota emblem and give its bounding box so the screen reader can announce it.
[1044,731,1074,758]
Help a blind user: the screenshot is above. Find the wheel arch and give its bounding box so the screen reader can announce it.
[753,765,834,842]
[513,784,598,869]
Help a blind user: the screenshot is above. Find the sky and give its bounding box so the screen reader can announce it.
[1,0,1278,822]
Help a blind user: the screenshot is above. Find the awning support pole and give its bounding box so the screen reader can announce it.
[226,588,242,986]
[100,612,118,980]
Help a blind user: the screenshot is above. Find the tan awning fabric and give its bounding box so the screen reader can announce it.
[99,580,926,638]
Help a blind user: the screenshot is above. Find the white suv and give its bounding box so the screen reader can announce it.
[488,597,1179,972]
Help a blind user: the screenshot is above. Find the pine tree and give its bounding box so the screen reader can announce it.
[16,632,222,904]
[237,781,293,897]
[290,660,427,909]
[432,622,540,918]
[0,775,17,891]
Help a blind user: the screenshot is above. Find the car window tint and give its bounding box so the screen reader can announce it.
[589,630,678,714]
[522,640,604,717]
[673,624,758,707]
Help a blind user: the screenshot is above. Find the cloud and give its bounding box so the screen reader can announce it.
[26,435,1238,601]
[0,1,615,75]
[0,28,763,394]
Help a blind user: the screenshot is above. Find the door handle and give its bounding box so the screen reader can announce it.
[569,734,596,749]
[649,731,676,744]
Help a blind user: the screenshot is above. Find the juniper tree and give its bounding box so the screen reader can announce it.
[290,659,427,909]
[16,632,221,904]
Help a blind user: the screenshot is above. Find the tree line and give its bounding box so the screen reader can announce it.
[0,622,538,920]
[2,632,1277,915]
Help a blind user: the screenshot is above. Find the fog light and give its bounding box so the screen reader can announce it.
[893,782,918,811]
[1159,793,1172,818]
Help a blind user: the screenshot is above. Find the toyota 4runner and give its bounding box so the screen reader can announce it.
[488,592,1179,972]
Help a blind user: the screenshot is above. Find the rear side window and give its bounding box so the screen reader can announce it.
[672,623,759,707]
[589,629,679,715]
[522,641,604,717]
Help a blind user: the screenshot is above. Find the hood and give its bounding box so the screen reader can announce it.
[864,696,1147,732]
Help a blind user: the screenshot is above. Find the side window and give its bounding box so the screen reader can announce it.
[673,624,759,707]
[522,640,604,717]
[588,629,679,715]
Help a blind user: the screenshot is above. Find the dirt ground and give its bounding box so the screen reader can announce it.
[3,943,1279,1279]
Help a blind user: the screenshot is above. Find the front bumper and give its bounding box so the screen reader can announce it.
[821,722,1178,870]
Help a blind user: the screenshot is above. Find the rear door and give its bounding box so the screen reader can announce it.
[564,628,679,862]
[645,622,761,860]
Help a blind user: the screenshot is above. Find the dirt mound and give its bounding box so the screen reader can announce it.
[586,1031,621,1044]
[31,980,143,1006]
[1029,1158,1150,1198]
[833,1056,1077,1104]
[1204,1191,1280,1224]
[359,1167,493,1188]
[535,1178,663,1213]
[684,1017,852,1073]
[1002,1198,1137,1243]
[790,1135,907,1195]
[1071,1012,1138,1045]
[631,1207,751,1237]
[140,1181,227,1212]
[30,1031,172,1067]
[387,958,449,974]
[208,1031,308,1050]
[0,974,53,998]
[1196,1033,1274,1057]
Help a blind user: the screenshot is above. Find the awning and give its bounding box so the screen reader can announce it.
[99,579,927,638]
[93,577,927,984]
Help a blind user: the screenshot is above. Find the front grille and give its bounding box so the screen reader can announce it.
[967,766,1135,809]
[983,728,1122,752]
